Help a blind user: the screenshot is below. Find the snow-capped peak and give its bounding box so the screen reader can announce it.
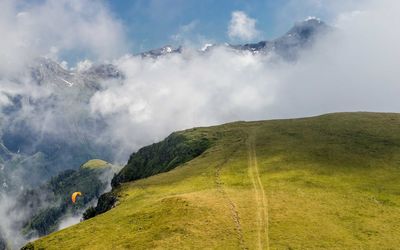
[201,43,214,51]
[59,77,74,87]
[163,46,173,53]
[304,16,321,22]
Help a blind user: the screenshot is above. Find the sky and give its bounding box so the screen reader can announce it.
[104,0,346,52]
[2,0,365,64]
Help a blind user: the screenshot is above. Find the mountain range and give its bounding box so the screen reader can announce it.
[141,17,329,59]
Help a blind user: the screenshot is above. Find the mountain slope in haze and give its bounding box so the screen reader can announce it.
[1,159,115,250]
[0,58,119,194]
[30,112,400,249]
[19,160,114,237]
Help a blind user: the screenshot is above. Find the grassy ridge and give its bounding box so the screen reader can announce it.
[80,159,110,169]
[31,112,400,249]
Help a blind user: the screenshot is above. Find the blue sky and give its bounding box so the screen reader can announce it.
[104,0,336,53]
[7,0,362,64]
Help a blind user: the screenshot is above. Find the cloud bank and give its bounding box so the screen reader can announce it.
[90,49,277,150]
[0,0,128,75]
[89,0,400,153]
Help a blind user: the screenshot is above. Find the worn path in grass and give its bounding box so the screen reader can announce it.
[247,131,269,250]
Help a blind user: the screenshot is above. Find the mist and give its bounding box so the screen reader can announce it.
[0,0,399,248]
[89,0,400,153]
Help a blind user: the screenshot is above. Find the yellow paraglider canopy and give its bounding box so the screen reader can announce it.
[71,192,82,203]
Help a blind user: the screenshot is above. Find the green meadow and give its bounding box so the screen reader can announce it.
[30,112,400,249]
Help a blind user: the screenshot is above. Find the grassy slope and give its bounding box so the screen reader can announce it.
[32,113,400,249]
[80,159,110,169]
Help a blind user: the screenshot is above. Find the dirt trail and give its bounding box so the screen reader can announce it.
[247,133,270,250]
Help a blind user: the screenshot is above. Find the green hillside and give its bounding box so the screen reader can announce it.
[29,113,400,249]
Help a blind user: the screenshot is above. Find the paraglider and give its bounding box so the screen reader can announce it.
[71,192,82,203]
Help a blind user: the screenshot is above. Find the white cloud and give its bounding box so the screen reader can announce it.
[170,20,215,49]
[171,20,198,43]
[76,59,93,72]
[90,49,278,151]
[0,194,29,248]
[58,215,82,230]
[228,11,260,41]
[0,0,128,74]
